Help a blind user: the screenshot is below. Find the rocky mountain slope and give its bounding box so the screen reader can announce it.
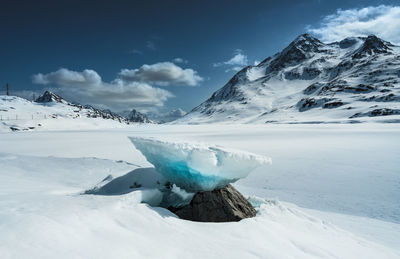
[178,34,400,124]
[126,109,153,123]
[0,91,145,132]
[148,108,187,123]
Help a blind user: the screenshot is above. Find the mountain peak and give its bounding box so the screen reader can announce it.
[352,34,391,58]
[35,91,68,104]
[127,109,152,123]
[364,34,390,49]
[337,37,363,48]
[180,33,400,124]
[268,34,324,71]
[290,33,324,49]
[294,33,320,42]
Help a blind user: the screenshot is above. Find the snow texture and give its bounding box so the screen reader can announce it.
[129,137,271,191]
[0,93,133,132]
[178,34,400,124]
[0,124,399,258]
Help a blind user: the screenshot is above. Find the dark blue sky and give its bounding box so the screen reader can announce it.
[0,0,398,113]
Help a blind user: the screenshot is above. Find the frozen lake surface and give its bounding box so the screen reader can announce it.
[0,124,399,258]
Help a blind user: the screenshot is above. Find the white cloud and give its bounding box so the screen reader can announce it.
[213,49,249,72]
[225,67,243,73]
[307,5,400,44]
[119,62,203,86]
[146,41,157,50]
[32,68,173,111]
[173,58,188,64]
[32,68,102,87]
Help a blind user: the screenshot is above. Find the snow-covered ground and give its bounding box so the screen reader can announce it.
[0,95,130,132]
[1,124,399,258]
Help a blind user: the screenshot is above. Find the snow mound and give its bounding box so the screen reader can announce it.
[129,137,271,191]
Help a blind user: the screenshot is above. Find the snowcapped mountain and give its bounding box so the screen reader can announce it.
[36,91,129,122]
[126,109,153,123]
[0,91,133,132]
[148,108,187,123]
[35,90,70,104]
[178,34,400,124]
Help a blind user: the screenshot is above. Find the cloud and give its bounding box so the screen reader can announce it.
[119,62,203,86]
[146,41,157,50]
[32,68,173,111]
[173,58,188,64]
[129,49,143,55]
[307,5,400,44]
[32,68,102,87]
[213,49,249,72]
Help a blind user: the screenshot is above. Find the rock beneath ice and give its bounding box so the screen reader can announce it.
[129,137,271,192]
[168,184,257,222]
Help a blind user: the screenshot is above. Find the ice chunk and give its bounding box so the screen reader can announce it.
[129,137,271,192]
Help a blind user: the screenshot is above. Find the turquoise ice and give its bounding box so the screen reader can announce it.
[129,137,271,192]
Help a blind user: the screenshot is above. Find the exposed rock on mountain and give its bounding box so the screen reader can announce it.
[35,91,129,122]
[148,108,187,123]
[0,92,136,132]
[178,34,400,124]
[35,91,69,104]
[126,109,153,123]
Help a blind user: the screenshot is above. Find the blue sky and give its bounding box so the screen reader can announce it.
[1,0,399,113]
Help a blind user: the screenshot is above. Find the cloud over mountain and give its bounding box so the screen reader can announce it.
[32,68,173,111]
[119,62,203,86]
[307,5,400,44]
[213,49,249,72]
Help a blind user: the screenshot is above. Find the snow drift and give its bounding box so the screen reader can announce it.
[129,137,271,192]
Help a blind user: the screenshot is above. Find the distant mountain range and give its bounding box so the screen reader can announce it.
[147,108,187,123]
[0,91,152,132]
[177,34,400,124]
[36,91,131,123]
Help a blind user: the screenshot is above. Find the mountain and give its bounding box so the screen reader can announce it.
[35,91,129,123]
[0,91,134,132]
[178,34,400,124]
[35,91,69,104]
[148,108,187,123]
[126,109,153,123]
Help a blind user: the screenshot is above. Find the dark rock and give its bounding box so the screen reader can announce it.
[350,108,400,118]
[352,35,391,59]
[10,126,20,131]
[303,82,324,95]
[35,91,67,104]
[297,97,332,111]
[323,101,344,109]
[127,109,152,123]
[168,184,256,222]
[35,91,130,123]
[269,34,324,71]
[338,37,360,49]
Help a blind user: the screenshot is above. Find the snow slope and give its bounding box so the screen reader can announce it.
[0,124,399,258]
[0,94,131,132]
[178,34,400,124]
